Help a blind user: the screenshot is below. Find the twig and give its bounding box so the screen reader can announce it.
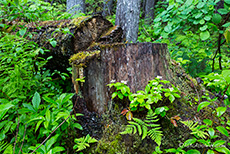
[31,111,73,154]
[142,26,156,42]
[0,89,12,100]
[18,124,27,154]
[220,84,230,103]
[13,114,20,154]
[218,34,222,70]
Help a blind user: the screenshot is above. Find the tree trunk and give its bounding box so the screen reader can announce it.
[115,0,141,42]
[144,0,155,24]
[102,0,113,17]
[71,43,172,114]
[66,0,85,14]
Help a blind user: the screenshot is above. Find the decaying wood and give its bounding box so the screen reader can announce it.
[6,15,123,73]
[71,43,172,114]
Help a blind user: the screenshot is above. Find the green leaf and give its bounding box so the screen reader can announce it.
[35,120,43,132]
[200,25,207,31]
[206,150,215,154]
[43,96,58,105]
[195,13,203,19]
[0,103,14,112]
[186,149,200,154]
[197,2,205,8]
[142,125,148,140]
[200,31,210,41]
[216,126,229,137]
[222,22,230,27]
[185,0,193,7]
[165,148,177,152]
[169,94,175,103]
[50,40,57,47]
[225,0,230,4]
[46,109,51,123]
[204,15,212,21]
[203,119,213,126]
[121,87,127,95]
[118,93,124,99]
[216,107,227,117]
[212,13,222,24]
[111,92,117,99]
[19,28,27,36]
[73,123,83,130]
[208,128,215,138]
[52,147,65,153]
[224,29,230,43]
[46,134,58,151]
[213,140,226,147]
[145,84,151,93]
[22,103,36,112]
[197,101,211,112]
[182,138,197,147]
[218,9,229,15]
[215,147,230,153]
[32,92,41,111]
[199,19,205,24]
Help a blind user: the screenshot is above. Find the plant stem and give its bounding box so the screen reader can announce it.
[31,111,73,154]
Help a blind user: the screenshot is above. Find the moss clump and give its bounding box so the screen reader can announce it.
[69,50,100,67]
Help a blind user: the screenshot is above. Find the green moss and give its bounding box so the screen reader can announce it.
[69,16,91,28]
[69,50,100,67]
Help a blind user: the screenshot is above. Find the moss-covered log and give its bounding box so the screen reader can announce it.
[6,15,123,73]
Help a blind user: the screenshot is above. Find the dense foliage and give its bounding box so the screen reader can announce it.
[0,0,229,153]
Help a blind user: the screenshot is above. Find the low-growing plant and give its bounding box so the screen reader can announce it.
[73,134,98,152]
[108,77,181,112]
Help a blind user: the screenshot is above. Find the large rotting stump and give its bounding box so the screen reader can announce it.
[71,42,173,114]
[71,43,230,153]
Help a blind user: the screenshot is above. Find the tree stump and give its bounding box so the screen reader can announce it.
[71,42,173,114]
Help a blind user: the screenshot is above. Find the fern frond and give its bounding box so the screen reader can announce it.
[132,118,145,125]
[147,128,163,146]
[141,125,148,140]
[128,121,142,135]
[120,125,135,134]
[180,120,208,139]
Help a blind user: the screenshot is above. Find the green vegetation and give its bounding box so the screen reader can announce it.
[0,0,230,153]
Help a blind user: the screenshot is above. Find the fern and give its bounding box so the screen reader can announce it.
[120,109,163,146]
[180,120,208,139]
[0,141,13,154]
[73,134,98,152]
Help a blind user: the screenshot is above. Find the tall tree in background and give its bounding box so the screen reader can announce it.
[102,0,113,17]
[143,0,155,24]
[67,0,85,14]
[115,0,141,42]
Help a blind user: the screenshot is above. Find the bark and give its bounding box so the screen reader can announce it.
[102,0,113,17]
[144,0,155,24]
[115,0,141,42]
[66,0,85,14]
